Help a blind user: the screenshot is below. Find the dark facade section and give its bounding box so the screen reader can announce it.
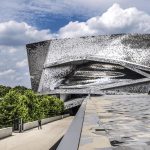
[26,40,50,91]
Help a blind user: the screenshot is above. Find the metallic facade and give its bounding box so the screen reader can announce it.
[26,34,150,96]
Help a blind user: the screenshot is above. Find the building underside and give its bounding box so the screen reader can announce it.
[26,34,150,103]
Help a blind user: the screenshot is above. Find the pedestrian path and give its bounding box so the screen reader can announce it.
[79,97,112,150]
[79,94,150,150]
[0,117,73,150]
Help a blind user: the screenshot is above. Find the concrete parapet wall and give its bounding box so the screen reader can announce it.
[23,120,38,131]
[41,116,61,125]
[0,127,12,139]
[62,114,70,118]
[23,114,70,131]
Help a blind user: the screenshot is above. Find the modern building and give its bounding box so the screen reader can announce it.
[26,34,150,101]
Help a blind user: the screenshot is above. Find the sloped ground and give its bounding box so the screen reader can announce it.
[0,117,73,150]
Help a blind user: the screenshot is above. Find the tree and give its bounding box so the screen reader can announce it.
[47,96,64,116]
[38,95,50,118]
[0,85,11,97]
[24,90,42,121]
[0,90,29,127]
[13,86,28,94]
[38,95,64,117]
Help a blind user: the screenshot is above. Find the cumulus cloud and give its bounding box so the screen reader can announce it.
[0,69,15,76]
[16,59,28,68]
[59,4,150,38]
[0,20,52,46]
[0,45,23,54]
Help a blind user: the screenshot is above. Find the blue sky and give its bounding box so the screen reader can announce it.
[1,0,150,88]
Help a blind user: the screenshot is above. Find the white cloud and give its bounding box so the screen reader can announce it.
[16,59,28,68]
[0,45,23,54]
[59,4,150,38]
[0,69,15,76]
[24,72,29,76]
[0,20,52,46]
[16,76,23,81]
[8,47,18,53]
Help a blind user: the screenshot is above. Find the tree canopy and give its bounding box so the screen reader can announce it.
[0,85,64,128]
[0,85,11,97]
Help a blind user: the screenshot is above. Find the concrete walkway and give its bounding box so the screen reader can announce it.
[0,117,73,150]
[79,97,112,150]
[91,94,150,150]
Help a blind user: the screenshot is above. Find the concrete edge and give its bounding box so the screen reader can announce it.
[0,127,12,139]
[23,114,70,131]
